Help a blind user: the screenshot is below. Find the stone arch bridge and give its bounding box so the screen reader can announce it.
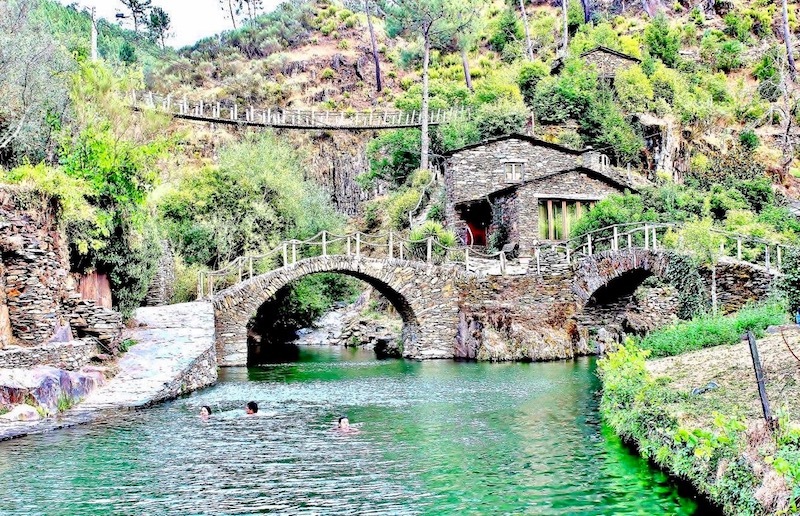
[210,227,784,366]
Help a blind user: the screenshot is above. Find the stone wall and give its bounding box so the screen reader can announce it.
[145,240,175,307]
[0,188,71,346]
[149,342,217,406]
[582,49,639,78]
[0,338,99,370]
[66,295,124,353]
[0,260,10,349]
[702,259,779,314]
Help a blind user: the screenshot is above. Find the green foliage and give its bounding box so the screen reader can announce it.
[639,300,788,357]
[781,248,800,312]
[365,129,421,187]
[644,13,681,67]
[488,8,523,53]
[738,129,760,151]
[700,31,744,72]
[407,221,457,262]
[159,133,343,267]
[387,188,423,229]
[599,341,763,514]
[614,65,654,113]
[517,60,549,106]
[579,92,644,165]
[119,339,137,353]
[533,59,598,123]
[472,100,528,139]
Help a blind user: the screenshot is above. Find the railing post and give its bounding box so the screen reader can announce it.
[208,275,214,296]
[347,236,351,256]
[737,238,742,260]
[388,231,394,259]
[778,245,782,270]
[566,246,571,264]
[587,234,593,256]
[652,226,658,250]
[197,272,204,300]
[399,240,404,260]
[283,243,288,267]
[292,241,297,264]
[627,233,632,250]
[426,237,433,263]
[237,260,242,283]
[356,233,361,259]
[322,231,327,257]
[613,226,618,251]
[500,252,506,275]
[248,257,253,278]
[644,224,650,250]
[765,245,770,271]
[465,247,469,271]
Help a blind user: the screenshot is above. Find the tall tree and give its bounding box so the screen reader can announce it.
[242,0,264,24]
[781,0,797,81]
[518,0,534,60]
[220,0,240,29]
[382,0,478,171]
[148,7,170,49]
[120,0,152,34]
[365,0,383,93]
[561,0,568,56]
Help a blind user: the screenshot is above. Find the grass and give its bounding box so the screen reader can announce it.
[119,338,137,353]
[639,301,788,358]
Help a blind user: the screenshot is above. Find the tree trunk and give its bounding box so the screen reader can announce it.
[782,0,797,82]
[580,0,590,23]
[461,48,473,92]
[227,0,237,29]
[519,0,534,60]
[365,0,382,93]
[421,32,431,172]
[711,265,718,315]
[561,0,569,56]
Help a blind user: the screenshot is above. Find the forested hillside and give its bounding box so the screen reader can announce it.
[5,0,800,320]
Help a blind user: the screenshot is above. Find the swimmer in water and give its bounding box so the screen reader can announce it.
[245,401,258,415]
[337,416,360,433]
[199,405,212,419]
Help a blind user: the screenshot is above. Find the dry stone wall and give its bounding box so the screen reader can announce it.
[701,259,779,314]
[145,240,176,307]
[0,338,99,370]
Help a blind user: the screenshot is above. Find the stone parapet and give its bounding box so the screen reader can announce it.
[0,338,99,371]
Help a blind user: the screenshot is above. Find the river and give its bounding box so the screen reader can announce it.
[0,346,717,515]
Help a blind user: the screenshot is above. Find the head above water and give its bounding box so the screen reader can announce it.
[200,406,212,417]
[246,401,258,414]
[338,416,350,429]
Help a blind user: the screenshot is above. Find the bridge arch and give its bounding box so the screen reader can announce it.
[572,249,705,339]
[212,255,462,366]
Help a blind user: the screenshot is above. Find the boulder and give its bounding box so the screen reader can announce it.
[0,365,105,416]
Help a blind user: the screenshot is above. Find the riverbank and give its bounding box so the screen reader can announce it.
[0,302,216,440]
[599,328,800,515]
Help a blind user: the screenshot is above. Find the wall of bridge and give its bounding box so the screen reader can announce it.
[212,249,783,365]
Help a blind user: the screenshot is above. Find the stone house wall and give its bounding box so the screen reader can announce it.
[0,189,71,346]
[583,49,639,78]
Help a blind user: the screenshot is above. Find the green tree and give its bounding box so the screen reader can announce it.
[382,0,479,172]
[644,13,680,67]
[147,6,170,49]
[120,0,153,34]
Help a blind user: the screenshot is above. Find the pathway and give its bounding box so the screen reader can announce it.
[0,302,216,441]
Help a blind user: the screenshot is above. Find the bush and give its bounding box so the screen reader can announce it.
[517,60,549,106]
[472,100,528,140]
[739,129,760,151]
[614,65,654,113]
[407,221,457,262]
[639,301,788,357]
[644,13,680,67]
[366,129,421,186]
[387,188,422,229]
[488,8,523,53]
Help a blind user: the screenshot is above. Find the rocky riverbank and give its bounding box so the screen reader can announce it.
[0,302,216,440]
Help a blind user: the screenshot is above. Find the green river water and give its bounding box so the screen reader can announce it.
[0,346,717,515]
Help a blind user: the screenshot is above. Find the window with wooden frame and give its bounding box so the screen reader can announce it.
[538,199,597,240]
[504,162,524,182]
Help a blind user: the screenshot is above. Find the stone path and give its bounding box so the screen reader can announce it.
[0,302,217,440]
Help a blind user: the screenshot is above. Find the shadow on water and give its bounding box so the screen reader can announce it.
[0,346,723,515]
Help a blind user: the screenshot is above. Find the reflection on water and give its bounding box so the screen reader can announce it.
[0,346,717,515]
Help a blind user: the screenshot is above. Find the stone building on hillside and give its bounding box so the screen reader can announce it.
[551,46,641,80]
[443,134,636,253]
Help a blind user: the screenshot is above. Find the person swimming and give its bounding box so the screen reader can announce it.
[199,405,212,419]
[337,416,360,433]
[245,401,258,415]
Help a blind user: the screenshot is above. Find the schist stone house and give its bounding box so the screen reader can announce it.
[443,134,636,253]
[551,46,641,80]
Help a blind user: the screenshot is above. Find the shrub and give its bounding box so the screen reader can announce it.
[387,188,422,229]
[321,67,334,79]
[407,221,457,262]
[517,60,549,106]
[473,100,528,140]
[639,301,788,357]
[644,13,680,67]
[366,129,421,186]
[614,65,654,112]
[739,129,760,151]
[488,8,523,53]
